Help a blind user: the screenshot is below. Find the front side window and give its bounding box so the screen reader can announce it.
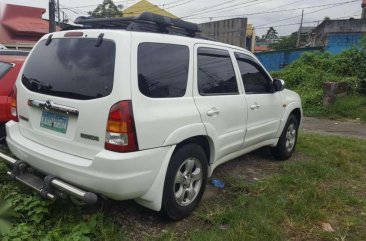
[197,47,238,95]
[138,43,189,98]
[235,53,273,94]
[0,62,12,80]
[22,38,116,100]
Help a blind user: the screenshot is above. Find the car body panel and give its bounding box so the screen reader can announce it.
[0,55,26,123]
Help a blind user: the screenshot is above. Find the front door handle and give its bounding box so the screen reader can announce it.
[207,107,220,116]
[250,104,261,110]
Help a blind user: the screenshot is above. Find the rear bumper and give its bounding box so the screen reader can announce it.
[0,152,98,204]
[5,121,173,200]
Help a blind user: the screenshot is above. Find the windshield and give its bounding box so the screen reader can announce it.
[22,38,116,100]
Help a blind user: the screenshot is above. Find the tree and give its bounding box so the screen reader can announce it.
[262,27,279,41]
[324,16,331,20]
[88,0,122,18]
[269,33,297,50]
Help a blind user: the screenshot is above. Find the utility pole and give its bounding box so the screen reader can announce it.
[296,9,304,48]
[57,0,61,26]
[362,0,366,19]
[49,0,56,32]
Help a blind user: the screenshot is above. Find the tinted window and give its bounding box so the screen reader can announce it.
[22,38,116,100]
[0,62,12,80]
[197,48,238,95]
[138,43,189,98]
[235,54,272,94]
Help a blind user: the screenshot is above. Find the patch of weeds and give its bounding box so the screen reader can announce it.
[186,134,366,241]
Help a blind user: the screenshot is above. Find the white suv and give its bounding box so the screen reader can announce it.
[1,13,302,220]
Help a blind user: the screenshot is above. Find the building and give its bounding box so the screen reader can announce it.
[0,4,49,50]
[297,26,315,47]
[254,45,271,53]
[309,18,366,53]
[246,24,256,52]
[122,0,177,18]
[199,18,248,49]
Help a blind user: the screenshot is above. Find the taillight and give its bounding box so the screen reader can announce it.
[105,101,138,153]
[8,86,18,122]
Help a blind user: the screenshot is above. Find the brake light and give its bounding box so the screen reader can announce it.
[8,86,18,122]
[105,101,138,153]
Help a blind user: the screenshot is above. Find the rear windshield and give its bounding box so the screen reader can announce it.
[0,62,12,80]
[22,38,116,100]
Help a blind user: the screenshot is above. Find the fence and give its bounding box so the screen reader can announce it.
[256,33,364,72]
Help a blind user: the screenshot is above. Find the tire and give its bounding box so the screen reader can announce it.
[162,143,208,220]
[272,114,299,160]
[0,124,5,143]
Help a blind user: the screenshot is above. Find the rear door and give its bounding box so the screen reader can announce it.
[234,52,282,147]
[16,32,130,159]
[193,45,247,161]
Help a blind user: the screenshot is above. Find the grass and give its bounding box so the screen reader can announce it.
[1,133,366,240]
[304,95,366,122]
[183,134,366,241]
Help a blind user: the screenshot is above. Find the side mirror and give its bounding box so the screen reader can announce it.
[273,78,285,92]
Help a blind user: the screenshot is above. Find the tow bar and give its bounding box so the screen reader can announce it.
[0,152,98,204]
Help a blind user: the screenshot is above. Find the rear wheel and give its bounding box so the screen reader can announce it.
[162,144,207,220]
[272,114,299,160]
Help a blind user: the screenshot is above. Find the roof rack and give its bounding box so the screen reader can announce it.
[64,12,201,38]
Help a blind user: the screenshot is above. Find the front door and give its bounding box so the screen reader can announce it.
[234,52,282,147]
[193,46,247,161]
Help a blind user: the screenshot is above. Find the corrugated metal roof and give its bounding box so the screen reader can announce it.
[0,4,48,46]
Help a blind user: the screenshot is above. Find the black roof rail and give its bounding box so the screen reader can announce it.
[64,12,201,38]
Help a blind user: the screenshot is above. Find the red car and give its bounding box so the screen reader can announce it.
[0,53,27,139]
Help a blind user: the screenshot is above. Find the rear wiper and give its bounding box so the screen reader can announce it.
[45,34,53,46]
[95,33,104,47]
[22,75,53,90]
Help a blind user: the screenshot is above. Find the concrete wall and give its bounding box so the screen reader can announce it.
[311,19,366,47]
[256,33,364,72]
[199,18,248,48]
[256,47,323,72]
[326,33,363,54]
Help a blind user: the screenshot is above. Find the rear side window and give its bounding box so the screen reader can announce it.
[22,38,116,100]
[0,62,12,80]
[138,43,189,98]
[197,47,238,96]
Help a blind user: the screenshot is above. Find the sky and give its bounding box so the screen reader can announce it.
[0,0,364,36]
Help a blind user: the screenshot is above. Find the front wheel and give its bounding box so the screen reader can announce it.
[162,144,208,220]
[272,114,299,160]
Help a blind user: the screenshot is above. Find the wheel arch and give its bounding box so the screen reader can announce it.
[276,103,303,138]
[174,135,214,166]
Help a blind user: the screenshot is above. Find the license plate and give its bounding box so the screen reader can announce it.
[40,111,69,134]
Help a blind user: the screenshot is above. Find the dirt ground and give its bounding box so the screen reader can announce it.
[0,117,365,240]
[301,117,366,139]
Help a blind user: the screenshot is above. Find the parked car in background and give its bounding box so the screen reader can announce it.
[0,13,302,220]
[0,52,28,140]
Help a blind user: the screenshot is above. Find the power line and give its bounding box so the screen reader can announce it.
[182,0,261,18]
[255,0,359,28]
[184,1,358,20]
[61,1,135,10]
[254,14,361,30]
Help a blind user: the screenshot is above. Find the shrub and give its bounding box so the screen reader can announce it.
[273,34,366,116]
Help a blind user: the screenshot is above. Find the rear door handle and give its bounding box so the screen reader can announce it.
[207,107,220,116]
[250,104,261,110]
